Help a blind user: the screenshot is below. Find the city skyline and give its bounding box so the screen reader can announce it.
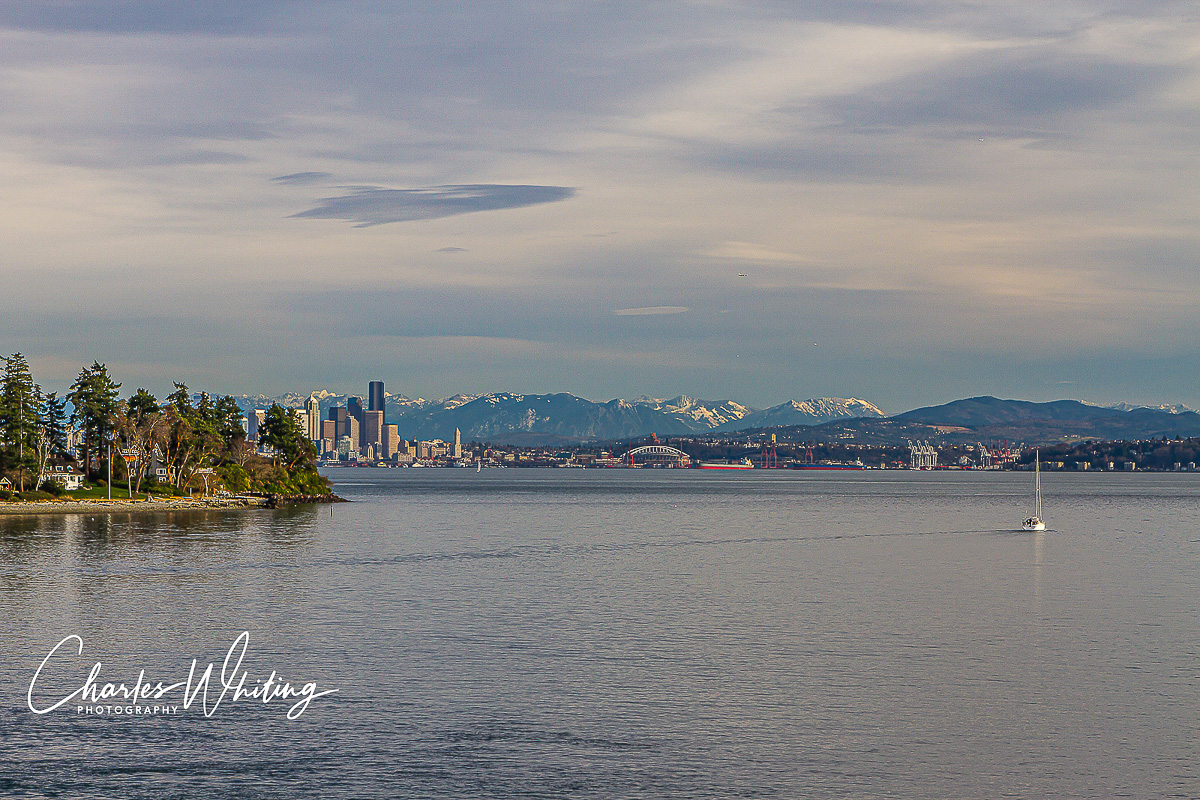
[2,2,1198,411]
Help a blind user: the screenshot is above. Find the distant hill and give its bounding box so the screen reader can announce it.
[896,397,1122,427]
[822,396,1200,445]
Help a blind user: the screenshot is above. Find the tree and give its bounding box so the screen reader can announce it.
[159,384,221,490]
[1,354,41,491]
[67,362,121,480]
[259,404,317,470]
[32,390,68,491]
[127,388,159,420]
[116,390,165,496]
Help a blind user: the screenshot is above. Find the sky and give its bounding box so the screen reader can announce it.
[1,1,1197,413]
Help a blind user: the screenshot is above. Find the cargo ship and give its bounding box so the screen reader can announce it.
[790,462,866,470]
[696,459,754,470]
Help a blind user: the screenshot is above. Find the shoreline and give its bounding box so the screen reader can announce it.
[0,493,344,516]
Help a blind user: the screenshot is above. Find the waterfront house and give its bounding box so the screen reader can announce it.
[40,464,85,491]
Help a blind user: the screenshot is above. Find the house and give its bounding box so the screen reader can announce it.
[40,464,85,491]
[0,477,12,491]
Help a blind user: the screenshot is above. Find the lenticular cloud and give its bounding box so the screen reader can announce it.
[293,184,576,226]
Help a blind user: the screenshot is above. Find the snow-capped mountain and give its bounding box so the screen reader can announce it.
[716,398,885,430]
[217,389,886,443]
[1107,402,1197,415]
[630,395,752,429]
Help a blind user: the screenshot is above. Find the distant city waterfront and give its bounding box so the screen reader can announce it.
[270,380,1200,473]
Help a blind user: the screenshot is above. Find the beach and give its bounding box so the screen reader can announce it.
[0,495,271,515]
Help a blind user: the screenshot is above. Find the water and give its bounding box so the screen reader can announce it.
[1,469,1198,798]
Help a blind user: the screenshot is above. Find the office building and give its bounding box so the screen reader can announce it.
[453,428,462,459]
[306,395,321,441]
[328,406,348,440]
[368,381,385,423]
[382,424,401,460]
[347,397,365,445]
[363,410,383,452]
[247,409,266,442]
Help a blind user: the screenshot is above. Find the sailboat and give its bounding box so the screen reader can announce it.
[1022,450,1046,531]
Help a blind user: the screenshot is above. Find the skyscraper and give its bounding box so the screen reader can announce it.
[363,410,383,452]
[305,395,321,442]
[368,380,385,423]
[347,397,365,446]
[453,428,462,459]
[328,405,348,439]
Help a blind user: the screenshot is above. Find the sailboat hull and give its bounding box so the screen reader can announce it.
[1022,519,1046,531]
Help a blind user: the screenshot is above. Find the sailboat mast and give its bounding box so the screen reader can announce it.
[1034,450,1042,519]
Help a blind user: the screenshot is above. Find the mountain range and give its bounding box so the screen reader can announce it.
[222,390,1200,446]
[226,391,884,443]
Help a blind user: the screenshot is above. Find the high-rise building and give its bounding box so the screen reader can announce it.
[363,410,383,452]
[382,424,401,460]
[247,409,267,442]
[322,419,337,442]
[344,417,360,452]
[368,381,385,422]
[328,406,348,439]
[305,395,321,441]
[453,428,462,459]
[347,397,365,445]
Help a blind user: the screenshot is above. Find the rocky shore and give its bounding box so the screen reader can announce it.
[0,494,342,515]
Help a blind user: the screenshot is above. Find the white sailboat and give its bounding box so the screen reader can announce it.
[1022,450,1046,531]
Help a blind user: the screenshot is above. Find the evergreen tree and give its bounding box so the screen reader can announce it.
[259,404,317,470]
[118,389,163,496]
[38,390,68,456]
[127,388,159,421]
[0,354,41,490]
[33,390,68,491]
[67,362,121,480]
[214,396,246,445]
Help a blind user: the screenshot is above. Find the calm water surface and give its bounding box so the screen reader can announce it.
[1,469,1198,798]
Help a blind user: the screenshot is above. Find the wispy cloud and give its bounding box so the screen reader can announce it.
[272,171,332,185]
[292,184,576,227]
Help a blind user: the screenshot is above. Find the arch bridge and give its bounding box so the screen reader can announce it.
[622,445,692,468]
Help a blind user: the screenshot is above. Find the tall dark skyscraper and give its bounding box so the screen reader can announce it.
[368,380,385,423]
[347,397,365,446]
[328,405,348,440]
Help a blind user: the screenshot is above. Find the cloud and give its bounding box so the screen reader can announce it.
[271,171,332,185]
[436,246,467,253]
[613,306,690,316]
[821,48,1179,134]
[291,184,576,227]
